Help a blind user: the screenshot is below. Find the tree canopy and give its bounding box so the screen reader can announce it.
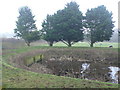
[41,15,60,46]
[56,2,84,47]
[14,3,115,47]
[42,2,84,47]
[14,6,40,46]
[85,5,114,47]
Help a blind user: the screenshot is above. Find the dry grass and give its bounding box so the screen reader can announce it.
[2,38,26,49]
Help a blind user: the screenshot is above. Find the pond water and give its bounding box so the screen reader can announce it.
[80,63,90,79]
[40,60,120,83]
[108,66,120,83]
[80,63,119,83]
[81,63,90,73]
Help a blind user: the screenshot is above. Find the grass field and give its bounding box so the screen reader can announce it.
[1,38,119,88]
[31,40,119,49]
[54,42,118,48]
[2,38,119,48]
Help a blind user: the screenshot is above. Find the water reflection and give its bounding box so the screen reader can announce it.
[81,63,90,73]
[108,66,120,83]
[80,63,90,78]
[80,63,120,83]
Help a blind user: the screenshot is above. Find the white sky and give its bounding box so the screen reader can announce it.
[0,0,119,37]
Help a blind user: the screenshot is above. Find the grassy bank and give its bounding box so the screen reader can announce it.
[2,63,118,88]
[2,45,119,88]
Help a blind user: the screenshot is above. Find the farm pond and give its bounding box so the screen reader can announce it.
[9,48,119,83]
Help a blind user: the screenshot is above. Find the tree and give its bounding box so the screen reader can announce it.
[53,1,84,47]
[14,6,40,46]
[109,29,118,42]
[41,15,60,46]
[85,5,114,47]
[119,29,120,36]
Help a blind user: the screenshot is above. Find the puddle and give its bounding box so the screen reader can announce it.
[108,66,120,83]
[79,63,120,83]
[81,63,90,73]
[80,63,90,78]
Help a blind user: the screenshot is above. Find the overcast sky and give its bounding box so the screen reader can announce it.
[0,0,119,37]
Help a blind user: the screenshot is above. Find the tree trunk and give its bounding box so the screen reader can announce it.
[25,40,30,46]
[49,41,53,47]
[26,42,30,46]
[68,41,72,47]
[90,42,94,47]
[27,43,30,46]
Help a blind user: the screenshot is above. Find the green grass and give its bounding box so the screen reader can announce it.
[2,46,119,88]
[2,62,119,88]
[54,42,118,48]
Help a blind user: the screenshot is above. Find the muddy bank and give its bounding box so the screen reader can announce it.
[8,48,119,83]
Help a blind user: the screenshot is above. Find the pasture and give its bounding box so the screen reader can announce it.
[54,41,118,48]
[2,38,118,49]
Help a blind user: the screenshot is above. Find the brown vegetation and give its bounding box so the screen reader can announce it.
[8,48,119,83]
